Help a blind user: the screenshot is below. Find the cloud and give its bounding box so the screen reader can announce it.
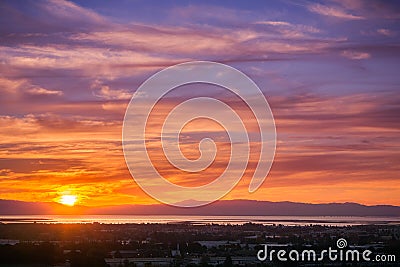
[0,45,172,77]
[26,87,63,96]
[0,76,63,100]
[0,77,25,94]
[308,0,400,21]
[0,0,110,35]
[40,0,106,25]
[0,114,122,143]
[341,50,371,60]
[308,3,364,20]
[0,91,399,206]
[70,25,340,60]
[70,27,253,55]
[93,85,131,100]
[255,21,291,26]
[254,20,321,39]
[377,28,396,37]
[0,169,12,176]
[254,20,320,33]
[0,0,354,87]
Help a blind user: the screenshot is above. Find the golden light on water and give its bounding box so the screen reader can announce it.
[59,195,77,206]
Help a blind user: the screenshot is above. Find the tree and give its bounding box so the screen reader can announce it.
[223,255,232,267]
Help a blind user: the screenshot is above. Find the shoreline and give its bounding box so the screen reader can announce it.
[1,215,400,226]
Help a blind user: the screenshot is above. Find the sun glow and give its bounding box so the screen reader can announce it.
[59,195,77,206]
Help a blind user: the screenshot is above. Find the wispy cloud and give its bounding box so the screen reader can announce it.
[255,20,291,26]
[254,20,321,39]
[377,28,396,37]
[308,3,364,20]
[26,88,63,96]
[341,50,371,60]
[40,0,107,25]
[92,84,131,100]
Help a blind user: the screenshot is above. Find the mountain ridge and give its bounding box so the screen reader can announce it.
[0,199,399,216]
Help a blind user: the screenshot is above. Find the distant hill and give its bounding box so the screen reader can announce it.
[0,199,399,216]
[0,199,85,215]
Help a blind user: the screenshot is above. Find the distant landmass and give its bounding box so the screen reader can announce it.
[0,199,399,216]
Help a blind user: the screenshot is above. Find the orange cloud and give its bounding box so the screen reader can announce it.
[1,91,399,206]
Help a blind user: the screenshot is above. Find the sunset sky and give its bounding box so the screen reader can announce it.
[0,0,399,207]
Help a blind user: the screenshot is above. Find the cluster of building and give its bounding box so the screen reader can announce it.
[0,222,398,266]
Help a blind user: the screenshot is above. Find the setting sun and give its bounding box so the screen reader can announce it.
[59,195,77,206]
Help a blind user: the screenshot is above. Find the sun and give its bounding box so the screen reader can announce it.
[59,195,77,206]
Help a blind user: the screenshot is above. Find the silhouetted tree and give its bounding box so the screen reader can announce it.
[223,255,232,267]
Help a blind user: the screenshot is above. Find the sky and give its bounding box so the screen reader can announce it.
[0,0,399,207]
